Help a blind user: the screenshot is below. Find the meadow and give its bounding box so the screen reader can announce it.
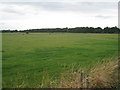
[2,33,118,88]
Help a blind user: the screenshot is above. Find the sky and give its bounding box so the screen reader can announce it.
[0,0,119,30]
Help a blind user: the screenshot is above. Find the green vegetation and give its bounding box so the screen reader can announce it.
[2,33,118,88]
[2,26,120,33]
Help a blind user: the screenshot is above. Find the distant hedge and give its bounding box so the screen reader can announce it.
[1,26,120,33]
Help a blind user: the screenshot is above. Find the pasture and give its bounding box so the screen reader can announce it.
[2,33,118,88]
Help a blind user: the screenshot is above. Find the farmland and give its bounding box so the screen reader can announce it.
[2,33,118,88]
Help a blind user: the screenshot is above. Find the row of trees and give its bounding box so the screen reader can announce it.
[1,26,120,33]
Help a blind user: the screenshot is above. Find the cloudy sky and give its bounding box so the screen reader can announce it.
[0,0,119,30]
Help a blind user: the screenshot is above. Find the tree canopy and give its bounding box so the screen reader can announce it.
[1,26,120,33]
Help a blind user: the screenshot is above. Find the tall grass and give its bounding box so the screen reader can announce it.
[89,59,118,88]
[38,58,118,88]
[2,58,118,88]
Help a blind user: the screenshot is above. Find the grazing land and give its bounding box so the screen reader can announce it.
[2,33,118,88]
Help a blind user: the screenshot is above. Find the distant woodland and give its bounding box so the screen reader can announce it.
[1,26,120,33]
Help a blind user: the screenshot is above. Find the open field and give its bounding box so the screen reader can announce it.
[2,33,118,88]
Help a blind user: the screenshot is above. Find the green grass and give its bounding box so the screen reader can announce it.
[2,33,118,88]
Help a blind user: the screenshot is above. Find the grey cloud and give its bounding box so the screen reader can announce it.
[31,2,117,13]
[1,8,24,15]
[0,2,25,15]
[0,2,117,13]
[95,15,115,19]
[0,22,5,25]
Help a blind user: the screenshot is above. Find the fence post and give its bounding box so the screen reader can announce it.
[79,71,83,88]
[86,74,89,88]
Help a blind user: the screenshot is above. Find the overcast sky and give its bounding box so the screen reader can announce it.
[0,0,119,30]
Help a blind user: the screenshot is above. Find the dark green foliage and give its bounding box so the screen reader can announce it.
[1,26,120,33]
[26,31,29,34]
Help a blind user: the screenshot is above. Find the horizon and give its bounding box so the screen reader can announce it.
[1,26,119,31]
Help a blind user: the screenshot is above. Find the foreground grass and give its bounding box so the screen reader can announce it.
[3,57,118,88]
[2,33,118,88]
[39,57,118,88]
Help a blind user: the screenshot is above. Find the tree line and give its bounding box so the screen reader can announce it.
[1,26,120,33]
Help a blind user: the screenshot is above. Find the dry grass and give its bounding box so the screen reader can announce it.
[89,59,118,88]
[39,58,119,88]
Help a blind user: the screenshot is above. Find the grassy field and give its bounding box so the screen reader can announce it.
[2,33,118,88]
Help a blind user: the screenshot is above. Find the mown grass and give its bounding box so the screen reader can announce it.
[2,33,118,88]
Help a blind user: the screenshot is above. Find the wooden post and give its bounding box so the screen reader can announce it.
[86,74,89,88]
[79,71,83,88]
